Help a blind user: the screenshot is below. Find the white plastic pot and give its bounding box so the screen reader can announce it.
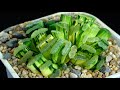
[0,12,120,78]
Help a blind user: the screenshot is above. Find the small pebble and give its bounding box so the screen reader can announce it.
[112,54,116,59]
[98,72,103,76]
[22,63,26,66]
[114,67,118,71]
[116,53,120,58]
[100,66,111,73]
[102,74,106,78]
[28,73,33,78]
[9,31,12,34]
[7,48,11,51]
[12,56,16,60]
[105,72,109,77]
[22,69,28,75]
[6,38,18,48]
[8,60,13,65]
[113,40,117,45]
[65,74,69,78]
[2,49,6,53]
[117,69,120,73]
[0,31,9,42]
[97,75,102,78]
[31,73,36,77]
[80,73,87,78]
[117,60,120,65]
[118,52,120,55]
[18,65,23,69]
[14,25,23,31]
[24,75,29,78]
[61,76,66,78]
[12,32,24,39]
[0,46,3,51]
[106,55,112,62]
[71,69,81,77]
[109,52,113,56]
[74,66,82,70]
[86,74,93,78]
[108,41,112,45]
[9,35,12,39]
[20,68,24,71]
[3,46,7,50]
[13,66,19,73]
[18,71,21,76]
[82,69,87,73]
[69,72,78,78]
[91,72,95,77]
[110,60,117,66]
[102,52,106,56]
[36,75,43,78]
[106,63,109,66]
[110,71,116,75]
[3,52,11,59]
[64,68,70,74]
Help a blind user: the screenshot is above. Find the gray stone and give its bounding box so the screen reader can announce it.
[3,52,11,60]
[69,72,78,78]
[0,31,9,42]
[71,69,81,77]
[6,38,18,48]
[100,66,111,73]
[13,32,25,39]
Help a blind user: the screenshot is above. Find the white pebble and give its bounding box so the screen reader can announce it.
[109,52,113,56]
[64,68,70,74]
[36,75,43,78]
[0,31,9,42]
[106,63,109,66]
[106,55,112,63]
[61,76,66,78]
[111,71,116,75]
[113,40,117,44]
[9,31,12,34]
[22,69,28,76]
[82,69,88,73]
[105,72,109,77]
[112,54,116,59]
[87,74,93,78]
[0,46,3,51]
[24,75,29,78]
[117,60,120,64]
[117,69,120,73]
[118,52,120,55]
[31,73,36,77]
[69,73,78,78]
[80,73,87,78]
[74,66,82,70]
[18,71,21,76]
[13,66,19,73]
[65,74,69,78]
[108,41,112,45]
[114,67,118,71]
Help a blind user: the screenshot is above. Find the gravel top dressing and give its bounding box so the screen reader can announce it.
[0,13,120,78]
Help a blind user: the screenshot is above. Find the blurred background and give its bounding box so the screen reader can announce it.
[0,0,120,78]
